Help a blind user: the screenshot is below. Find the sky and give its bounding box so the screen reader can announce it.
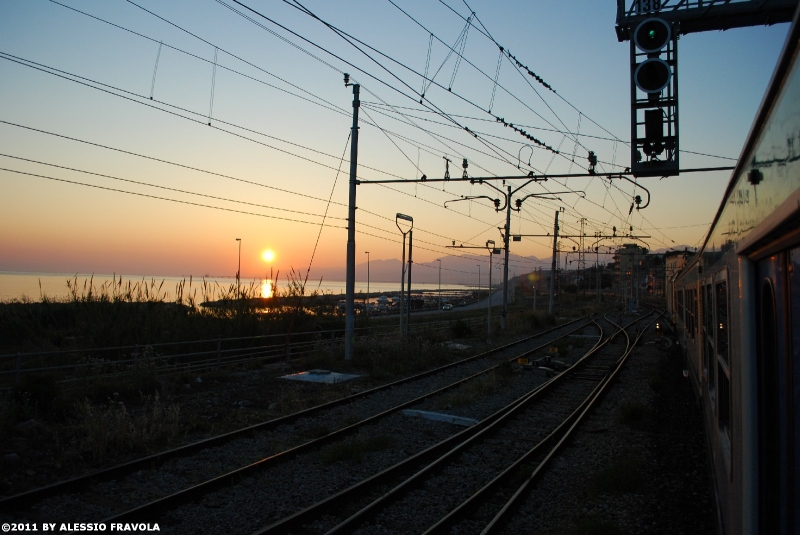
[0,0,791,284]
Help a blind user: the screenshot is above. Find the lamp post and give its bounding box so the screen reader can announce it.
[486,239,496,342]
[437,259,442,313]
[235,238,241,299]
[365,251,370,318]
[445,185,574,326]
[396,213,413,338]
[477,264,481,299]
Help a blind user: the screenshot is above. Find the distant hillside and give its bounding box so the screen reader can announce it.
[310,252,552,285]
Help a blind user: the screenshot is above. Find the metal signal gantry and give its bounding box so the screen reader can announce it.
[616,0,797,178]
[630,16,679,177]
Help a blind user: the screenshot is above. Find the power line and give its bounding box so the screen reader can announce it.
[49,0,351,119]
[20,3,644,261]
[0,167,339,226]
[0,153,345,220]
[118,0,565,233]
[0,120,523,255]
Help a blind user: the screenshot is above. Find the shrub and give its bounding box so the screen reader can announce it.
[73,393,180,460]
[12,374,60,415]
[451,319,473,338]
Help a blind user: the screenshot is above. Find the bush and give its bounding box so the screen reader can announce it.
[73,393,180,460]
[12,374,60,415]
[451,319,473,338]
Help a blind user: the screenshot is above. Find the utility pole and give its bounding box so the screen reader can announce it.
[399,233,406,336]
[406,230,413,336]
[549,210,559,315]
[365,251,370,319]
[344,76,359,361]
[396,213,413,338]
[501,185,511,330]
[579,218,586,297]
[437,259,442,313]
[487,240,495,342]
[444,181,573,328]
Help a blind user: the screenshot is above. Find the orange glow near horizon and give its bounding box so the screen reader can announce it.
[261,279,274,298]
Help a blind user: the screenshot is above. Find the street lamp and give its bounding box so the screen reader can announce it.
[477,264,481,298]
[437,259,442,313]
[396,213,413,338]
[365,251,370,318]
[235,238,241,299]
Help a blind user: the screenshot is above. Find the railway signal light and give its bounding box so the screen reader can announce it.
[628,16,678,177]
[634,18,670,53]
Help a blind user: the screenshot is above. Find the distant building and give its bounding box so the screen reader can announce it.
[665,249,691,315]
[611,244,667,306]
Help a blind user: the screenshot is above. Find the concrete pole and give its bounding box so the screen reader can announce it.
[399,232,406,337]
[596,247,600,302]
[549,211,559,315]
[345,84,360,361]
[501,185,511,329]
[488,250,492,341]
[406,230,413,337]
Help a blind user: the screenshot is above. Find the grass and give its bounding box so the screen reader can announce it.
[0,272,344,356]
[317,434,396,464]
[72,393,180,460]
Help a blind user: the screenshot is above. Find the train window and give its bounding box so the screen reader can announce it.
[702,283,715,394]
[716,280,728,364]
[758,278,779,535]
[717,359,732,469]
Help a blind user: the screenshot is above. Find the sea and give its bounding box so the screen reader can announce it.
[0,271,472,302]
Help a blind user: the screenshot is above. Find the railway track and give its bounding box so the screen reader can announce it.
[247,311,656,535]
[1,317,594,527]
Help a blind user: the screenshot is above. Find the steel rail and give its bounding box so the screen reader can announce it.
[478,312,659,535]
[253,318,622,535]
[303,313,650,535]
[422,313,647,535]
[0,316,587,511]
[94,319,594,524]
[317,318,625,535]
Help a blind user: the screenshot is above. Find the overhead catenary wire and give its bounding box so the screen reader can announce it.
[58,0,566,236]
[0,153,345,220]
[49,0,352,119]
[0,167,340,226]
[0,120,518,253]
[45,0,648,260]
[213,0,643,233]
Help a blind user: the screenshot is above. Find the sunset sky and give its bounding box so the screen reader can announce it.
[0,0,790,282]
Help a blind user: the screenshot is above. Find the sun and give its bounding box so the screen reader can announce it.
[261,249,275,263]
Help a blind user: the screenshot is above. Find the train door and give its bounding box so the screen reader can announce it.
[755,250,795,534]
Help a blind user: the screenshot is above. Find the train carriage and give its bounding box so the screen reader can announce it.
[671,4,800,534]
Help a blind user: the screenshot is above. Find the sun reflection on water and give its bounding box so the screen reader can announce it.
[261,279,274,298]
